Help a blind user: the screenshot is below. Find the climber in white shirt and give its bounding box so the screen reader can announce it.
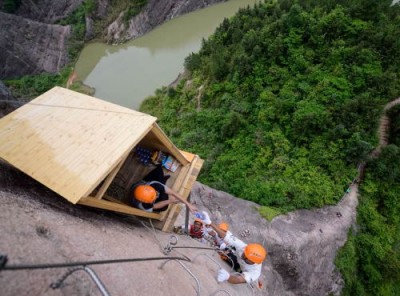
[199,211,267,284]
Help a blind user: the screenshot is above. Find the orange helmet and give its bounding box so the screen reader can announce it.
[218,222,229,232]
[194,218,203,225]
[133,185,157,203]
[244,244,267,264]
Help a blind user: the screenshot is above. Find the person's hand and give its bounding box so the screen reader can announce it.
[170,196,179,204]
[187,203,198,213]
[217,268,230,283]
[209,230,216,237]
[201,211,212,225]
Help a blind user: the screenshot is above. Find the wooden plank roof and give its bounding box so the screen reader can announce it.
[0,86,160,204]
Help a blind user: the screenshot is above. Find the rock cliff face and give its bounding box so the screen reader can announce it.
[0,81,12,101]
[184,182,359,296]
[11,0,84,23]
[106,0,226,43]
[0,81,17,117]
[0,12,71,79]
[0,0,109,79]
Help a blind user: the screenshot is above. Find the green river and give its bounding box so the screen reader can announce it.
[74,0,258,110]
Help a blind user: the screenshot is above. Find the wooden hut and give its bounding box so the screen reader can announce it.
[0,86,203,231]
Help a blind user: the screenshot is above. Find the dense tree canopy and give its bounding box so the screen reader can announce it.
[141,0,400,294]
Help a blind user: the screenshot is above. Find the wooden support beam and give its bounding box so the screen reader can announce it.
[95,152,130,200]
[79,196,162,220]
[162,155,203,232]
[103,194,125,205]
[158,159,193,222]
[151,124,189,165]
[156,157,190,221]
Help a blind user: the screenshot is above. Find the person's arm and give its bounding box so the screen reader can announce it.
[227,274,247,284]
[198,212,226,239]
[165,186,198,213]
[152,199,175,210]
[209,222,227,240]
[217,269,247,284]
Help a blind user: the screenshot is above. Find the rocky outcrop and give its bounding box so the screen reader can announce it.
[96,0,109,18]
[0,81,15,117]
[12,0,84,23]
[0,12,71,79]
[0,81,12,101]
[186,182,359,296]
[106,0,226,43]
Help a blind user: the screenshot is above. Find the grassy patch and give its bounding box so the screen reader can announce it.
[258,206,282,221]
[4,67,73,99]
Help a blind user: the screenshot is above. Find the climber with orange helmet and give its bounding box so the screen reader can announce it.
[130,164,197,213]
[208,222,229,248]
[199,211,267,285]
[219,222,229,232]
[174,216,209,242]
[208,222,241,272]
[189,218,205,239]
[207,221,241,272]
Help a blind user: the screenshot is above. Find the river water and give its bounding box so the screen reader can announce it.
[74,0,258,110]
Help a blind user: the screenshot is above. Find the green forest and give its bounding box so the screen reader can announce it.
[140,0,400,295]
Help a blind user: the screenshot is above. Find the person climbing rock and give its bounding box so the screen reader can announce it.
[210,222,229,248]
[199,211,267,285]
[209,222,242,272]
[174,217,205,239]
[130,164,197,213]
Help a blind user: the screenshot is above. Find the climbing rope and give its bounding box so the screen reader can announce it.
[0,254,190,271]
[159,259,201,296]
[50,266,110,296]
[163,235,216,255]
[141,219,217,255]
[0,252,194,296]
[193,253,223,269]
[140,219,166,253]
[210,289,233,296]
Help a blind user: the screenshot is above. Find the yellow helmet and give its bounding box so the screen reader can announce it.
[133,185,157,203]
[244,244,267,264]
